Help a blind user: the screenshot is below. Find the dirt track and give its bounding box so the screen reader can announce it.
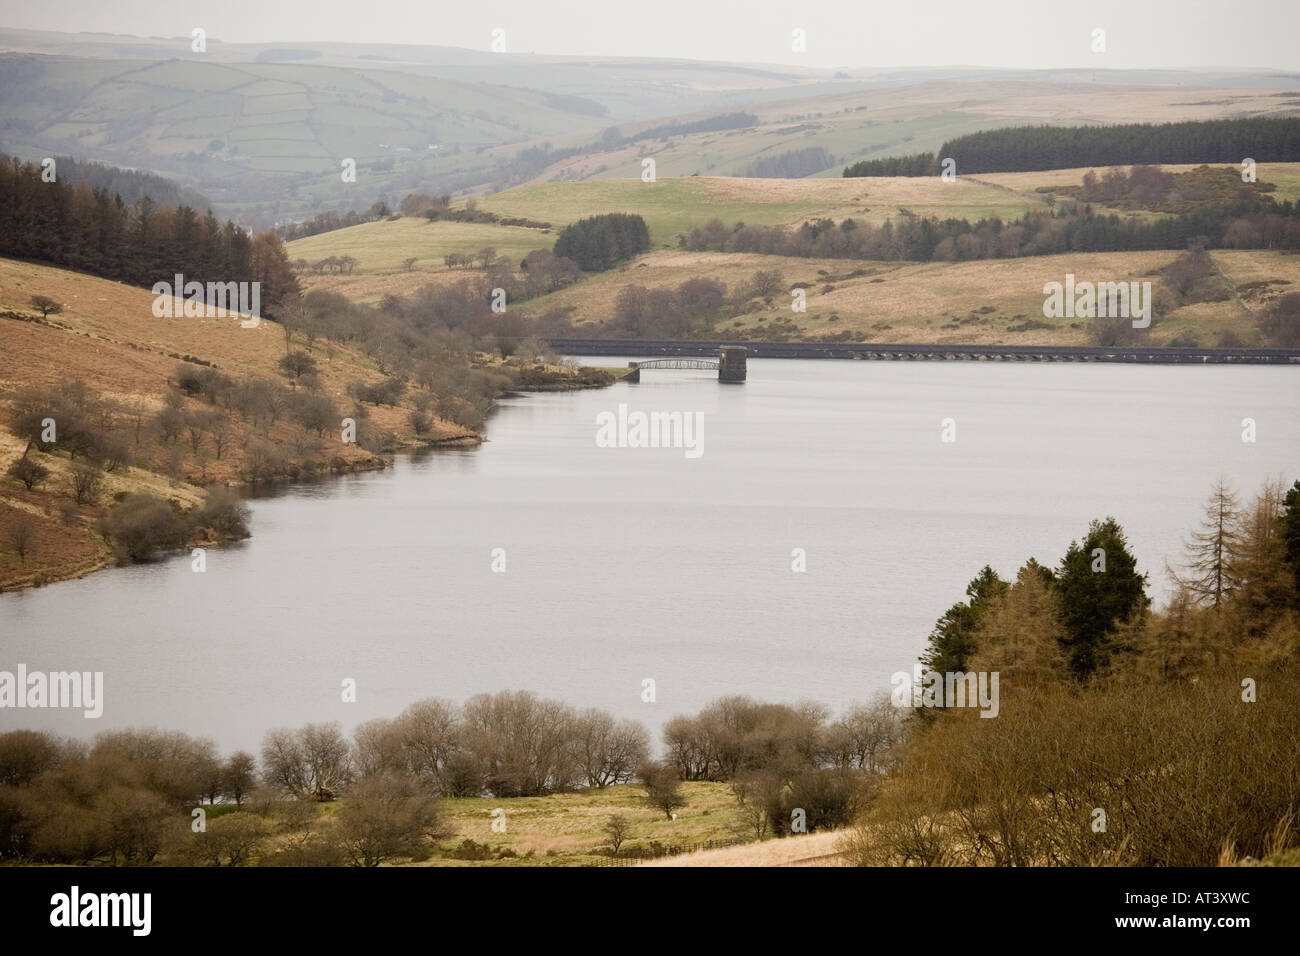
[637,830,848,867]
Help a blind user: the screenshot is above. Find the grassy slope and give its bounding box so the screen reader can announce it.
[290,173,1058,305]
[429,782,742,866]
[289,221,553,283]
[503,83,1300,187]
[9,41,1295,224]
[2,56,601,170]
[477,175,1037,243]
[0,258,473,590]
[291,167,1300,343]
[977,162,1300,204]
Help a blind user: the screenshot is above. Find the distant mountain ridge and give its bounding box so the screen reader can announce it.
[2,28,1297,228]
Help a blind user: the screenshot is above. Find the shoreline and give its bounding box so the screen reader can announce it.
[0,369,615,595]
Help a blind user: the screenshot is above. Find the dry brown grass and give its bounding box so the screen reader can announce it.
[638,829,848,866]
[523,246,1285,345]
[950,85,1300,127]
[0,257,475,590]
[843,663,1300,867]
[694,175,1030,226]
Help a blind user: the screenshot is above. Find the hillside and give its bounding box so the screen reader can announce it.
[0,258,475,590]
[506,83,1300,188]
[0,52,600,212]
[288,168,1300,344]
[4,28,1299,227]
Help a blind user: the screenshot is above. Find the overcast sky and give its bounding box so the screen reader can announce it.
[5,0,1299,71]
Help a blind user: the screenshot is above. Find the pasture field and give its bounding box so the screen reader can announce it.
[427,782,745,866]
[289,218,555,274]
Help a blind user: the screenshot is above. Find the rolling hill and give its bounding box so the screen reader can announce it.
[3,28,1299,228]
[287,166,1300,345]
[0,256,473,590]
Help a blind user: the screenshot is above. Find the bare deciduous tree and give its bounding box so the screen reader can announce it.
[335,772,442,866]
[7,457,49,491]
[603,814,631,855]
[222,752,258,806]
[1169,477,1245,609]
[574,709,650,788]
[261,723,352,800]
[69,462,103,506]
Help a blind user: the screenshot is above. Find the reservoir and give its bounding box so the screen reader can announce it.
[1,358,1296,751]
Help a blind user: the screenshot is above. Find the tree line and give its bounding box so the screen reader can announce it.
[275,201,392,242]
[32,155,213,210]
[742,146,837,179]
[0,684,891,864]
[0,156,300,315]
[682,192,1300,263]
[398,192,551,229]
[843,117,1300,176]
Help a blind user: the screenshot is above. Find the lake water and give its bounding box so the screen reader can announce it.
[2,358,1297,752]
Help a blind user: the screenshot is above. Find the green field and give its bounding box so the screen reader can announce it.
[474,174,1040,244]
[430,782,745,866]
[289,218,554,272]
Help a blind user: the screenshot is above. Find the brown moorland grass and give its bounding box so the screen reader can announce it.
[0,257,476,446]
[516,247,1286,345]
[0,258,475,589]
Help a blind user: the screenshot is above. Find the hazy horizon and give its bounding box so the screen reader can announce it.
[4,0,1300,72]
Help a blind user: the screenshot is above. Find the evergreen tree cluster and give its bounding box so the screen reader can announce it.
[742,146,837,179]
[844,117,1300,177]
[0,156,300,314]
[921,517,1150,686]
[552,212,651,271]
[628,111,757,144]
[35,155,213,210]
[841,152,938,177]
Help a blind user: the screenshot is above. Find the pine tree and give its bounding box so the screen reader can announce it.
[1054,518,1148,679]
[919,565,1006,700]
